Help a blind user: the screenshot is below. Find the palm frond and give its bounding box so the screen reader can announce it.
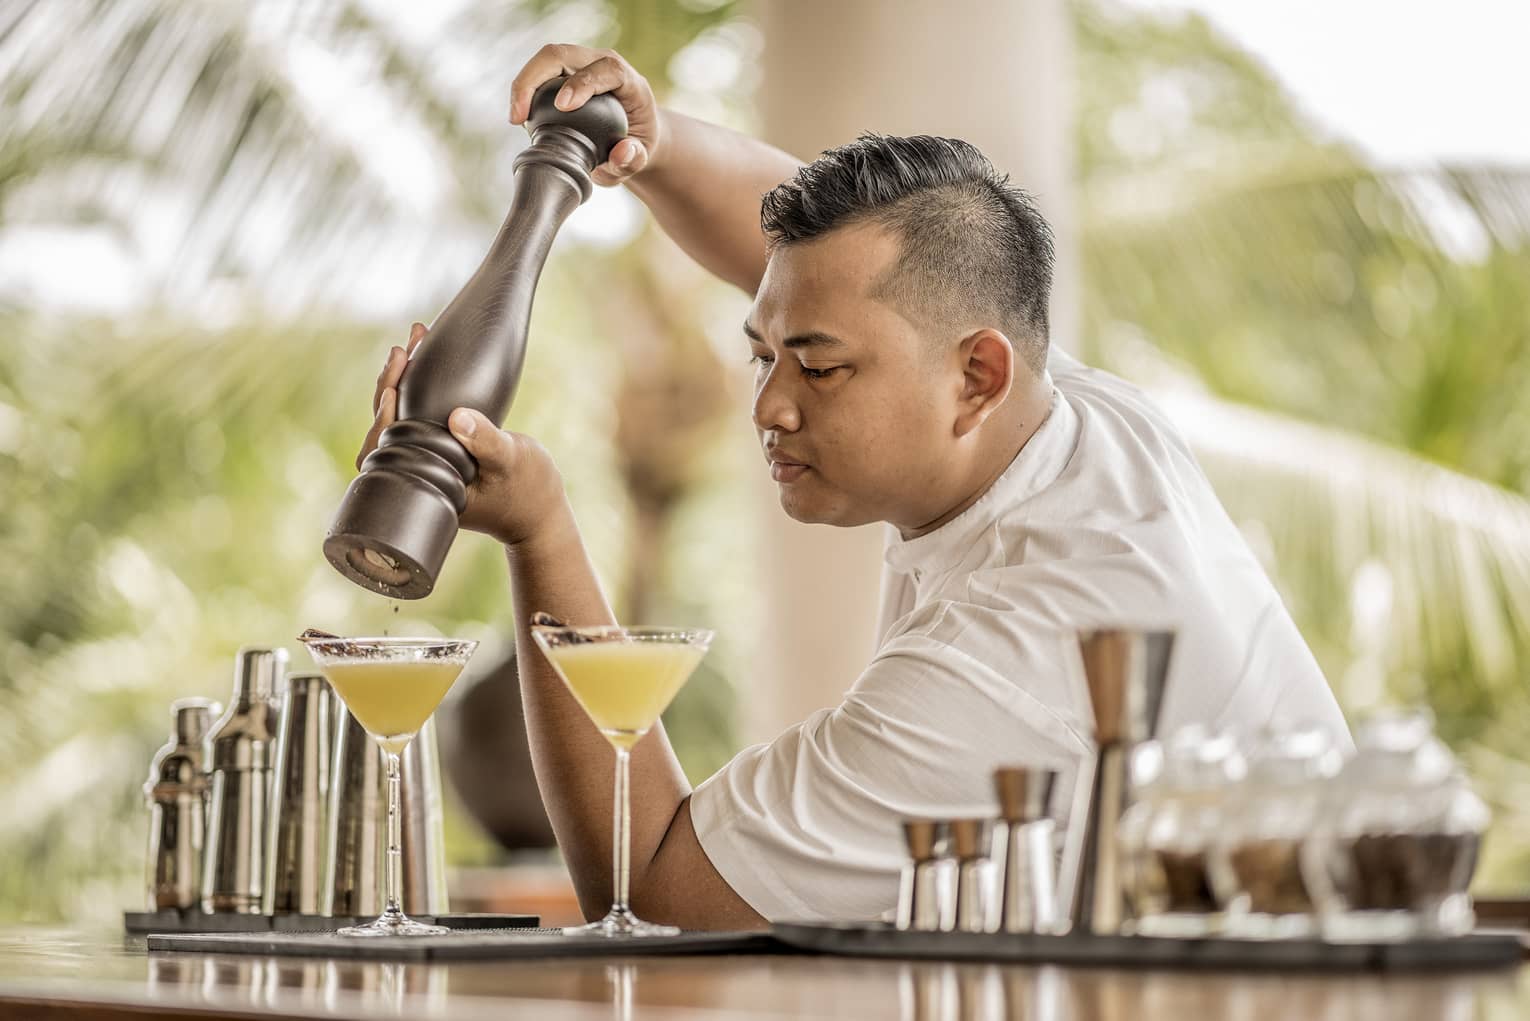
[0,0,519,310]
[1119,346,1530,890]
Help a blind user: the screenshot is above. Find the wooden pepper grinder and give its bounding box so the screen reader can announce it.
[324,78,626,598]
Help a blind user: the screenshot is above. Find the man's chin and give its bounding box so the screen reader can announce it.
[777,489,874,528]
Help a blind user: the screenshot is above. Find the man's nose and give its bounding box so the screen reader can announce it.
[751,364,802,433]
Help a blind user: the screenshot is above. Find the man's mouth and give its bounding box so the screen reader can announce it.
[766,449,810,483]
[770,461,809,483]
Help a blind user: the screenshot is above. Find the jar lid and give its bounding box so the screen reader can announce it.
[1147,725,1246,791]
[1339,709,1456,787]
[1245,725,1343,785]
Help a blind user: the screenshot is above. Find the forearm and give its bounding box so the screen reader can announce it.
[504,504,693,920]
[627,110,804,295]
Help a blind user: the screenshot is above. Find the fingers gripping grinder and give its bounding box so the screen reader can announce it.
[324,80,626,598]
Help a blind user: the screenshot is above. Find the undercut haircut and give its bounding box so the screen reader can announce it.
[759,134,1055,374]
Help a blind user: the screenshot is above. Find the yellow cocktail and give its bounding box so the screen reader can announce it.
[299,635,476,937]
[531,621,713,938]
[321,660,463,754]
[542,642,705,749]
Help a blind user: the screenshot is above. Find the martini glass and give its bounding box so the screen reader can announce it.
[301,635,477,936]
[531,623,713,937]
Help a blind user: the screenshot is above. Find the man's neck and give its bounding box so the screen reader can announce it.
[900,377,1054,541]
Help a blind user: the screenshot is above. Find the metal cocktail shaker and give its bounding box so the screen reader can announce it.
[400,718,450,913]
[1062,629,1175,935]
[324,711,448,916]
[144,698,217,911]
[264,674,336,915]
[322,78,628,600]
[324,706,381,917]
[202,647,285,913]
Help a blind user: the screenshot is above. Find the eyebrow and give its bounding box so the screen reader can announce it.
[742,321,848,350]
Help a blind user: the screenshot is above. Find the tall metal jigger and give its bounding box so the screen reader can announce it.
[264,674,335,915]
[202,647,286,913]
[993,766,1059,933]
[1061,629,1175,935]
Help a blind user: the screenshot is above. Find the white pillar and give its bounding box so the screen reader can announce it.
[745,0,1076,743]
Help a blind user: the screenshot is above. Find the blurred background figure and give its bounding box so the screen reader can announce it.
[1,0,1527,924]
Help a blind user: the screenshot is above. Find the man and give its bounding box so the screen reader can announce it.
[359,45,1349,930]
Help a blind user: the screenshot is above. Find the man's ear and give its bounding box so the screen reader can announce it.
[953,328,1015,437]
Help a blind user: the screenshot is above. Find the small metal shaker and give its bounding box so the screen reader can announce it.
[324,711,450,916]
[897,820,955,932]
[993,766,1059,933]
[144,698,216,910]
[202,647,285,913]
[1062,629,1175,935]
[264,674,335,915]
[950,818,997,933]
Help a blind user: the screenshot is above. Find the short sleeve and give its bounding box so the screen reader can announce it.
[689,629,1090,922]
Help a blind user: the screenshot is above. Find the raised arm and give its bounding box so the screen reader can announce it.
[509,44,803,295]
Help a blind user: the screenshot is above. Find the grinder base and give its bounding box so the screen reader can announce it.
[323,470,459,600]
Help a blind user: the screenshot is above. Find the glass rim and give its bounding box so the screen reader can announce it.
[529,624,714,644]
[302,636,477,649]
[302,636,479,663]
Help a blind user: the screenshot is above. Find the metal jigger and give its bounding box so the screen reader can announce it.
[1062,629,1175,935]
[993,766,1059,933]
[202,648,285,913]
[897,820,955,932]
[322,78,627,599]
[950,818,997,933]
[264,674,336,915]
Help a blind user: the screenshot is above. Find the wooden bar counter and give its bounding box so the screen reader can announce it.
[0,928,1527,1020]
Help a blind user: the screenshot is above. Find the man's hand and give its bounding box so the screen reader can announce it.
[509,43,661,188]
[357,322,570,547]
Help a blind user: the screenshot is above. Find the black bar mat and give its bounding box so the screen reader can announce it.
[146,928,778,961]
[770,922,1526,972]
[126,911,539,935]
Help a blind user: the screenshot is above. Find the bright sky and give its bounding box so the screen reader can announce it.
[1133,0,1530,165]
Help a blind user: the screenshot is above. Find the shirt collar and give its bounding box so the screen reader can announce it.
[884,381,1079,577]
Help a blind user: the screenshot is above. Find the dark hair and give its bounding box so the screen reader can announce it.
[760,134,1055,372]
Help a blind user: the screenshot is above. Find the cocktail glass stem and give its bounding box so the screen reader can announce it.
[563,742,679,937]
[385,748,404,922]
[337,738,446,936]
[612,746,631,917]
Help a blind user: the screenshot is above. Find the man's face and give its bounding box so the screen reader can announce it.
[746,221,961,529]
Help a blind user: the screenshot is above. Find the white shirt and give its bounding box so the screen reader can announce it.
[690,349,1350,922]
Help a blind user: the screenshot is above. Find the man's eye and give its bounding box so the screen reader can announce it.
[748,354,773,367]
[802,365,841,380]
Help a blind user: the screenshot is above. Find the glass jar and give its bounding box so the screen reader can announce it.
[1213,727,1341,939]
[1120,726,1245,936]
[1309,710,1488,941]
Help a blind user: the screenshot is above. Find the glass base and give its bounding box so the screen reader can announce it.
[338,907,449,937]
[564,906,680,938]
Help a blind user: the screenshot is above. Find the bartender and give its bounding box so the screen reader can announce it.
[356,44,1350,931]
